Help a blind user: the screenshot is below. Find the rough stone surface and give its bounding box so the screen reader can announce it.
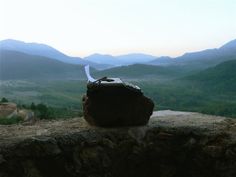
[82,94,154,127]
[0,102,17,118]
[0,111,236,177]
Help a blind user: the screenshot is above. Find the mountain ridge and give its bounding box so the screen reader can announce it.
[185,59,236,90]
[1,38,236,68]
[0,50,88,80]
[146,39,236,67]
[0,39,110,70]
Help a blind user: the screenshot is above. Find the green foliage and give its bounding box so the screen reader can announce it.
[0,116,22,125]
[1,97,8,103]
[35,103,50,119]
[30,103,81,120]
[185,59,236,92]
[94,64,184,79]
[30,102,36,110]
[139,79,236,118]
[0,50,86,80]
[199,102,236,117]
[1,60,236,120]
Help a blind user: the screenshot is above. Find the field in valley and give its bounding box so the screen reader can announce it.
[1,76,236,119]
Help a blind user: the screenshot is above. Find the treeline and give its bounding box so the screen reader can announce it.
[0,97,83,121]
[140,80,236,118]
[19,102,83,120]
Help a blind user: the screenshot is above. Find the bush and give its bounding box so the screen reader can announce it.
[0,116,22,125]
[30,102,36,110]
[1,97,8,103]
[34,103,52,119]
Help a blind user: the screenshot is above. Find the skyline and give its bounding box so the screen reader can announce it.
[1,0,236,57]
[0,38,235,59]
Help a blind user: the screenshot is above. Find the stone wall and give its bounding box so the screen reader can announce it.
[0,111,235,177]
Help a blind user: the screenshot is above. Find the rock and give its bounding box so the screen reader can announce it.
[18,109,35,122]
[83,94,154,127]
[0,102,17,118]
[0,154,5,164]
[82,79,154,127]
[83,82,154,127]
[0,111,236,177]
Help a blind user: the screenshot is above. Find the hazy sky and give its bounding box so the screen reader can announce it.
[1,0,236,57]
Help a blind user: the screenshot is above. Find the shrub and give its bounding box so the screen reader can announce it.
[0,116,22,125]
[1,97,8,103]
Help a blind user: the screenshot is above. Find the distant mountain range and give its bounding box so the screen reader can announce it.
[0,39,157,68]
[0,49,173,80]
[0,39,110,70]
[0,38,236,80]
[0,39,84,64]
[84,53,156,66]
[149,39,236,70]
[1,39,236,69]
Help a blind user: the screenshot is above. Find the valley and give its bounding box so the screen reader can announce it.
[1,39,236,122]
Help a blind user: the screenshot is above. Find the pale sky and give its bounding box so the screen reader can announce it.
[1,0,236,57]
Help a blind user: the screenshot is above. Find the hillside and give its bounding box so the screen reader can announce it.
[94,64,183,79]
[220,39,236,51]
[0,50,173,81]
[185,59,236,92]
[0,39,110,70]
[0,39,84,64]
[148,39,236,70]
[0,39,156,69]
[116,53,156,64]
[0,50,87,80]
[84,53,119,65]
[1,38,236,71]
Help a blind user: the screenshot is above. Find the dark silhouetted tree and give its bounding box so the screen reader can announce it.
[1,97,8,103]
[30,102,36,110]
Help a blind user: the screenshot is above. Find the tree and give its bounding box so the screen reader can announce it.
[1,97,8,103]
[36,103,50,119]
[30,102,36,110]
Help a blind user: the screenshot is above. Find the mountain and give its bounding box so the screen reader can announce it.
[0,50,183,80]
[185,59,236,92]
[220,39,236,51]
[175,44,236,65]
[1,38,236,73]
[148,39,236,70]
[0,39,110,70]
[148,56,174,66]
[2,38,236,70]
[116,53,156,64]
[94,64,182,79]
[0,50,89,80]
[0,39,84,64]
[84,54,119,65]
[84,53,157,66]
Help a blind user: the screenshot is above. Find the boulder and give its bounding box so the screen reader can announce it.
[0,102,17,118]
[82,82,154,127]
